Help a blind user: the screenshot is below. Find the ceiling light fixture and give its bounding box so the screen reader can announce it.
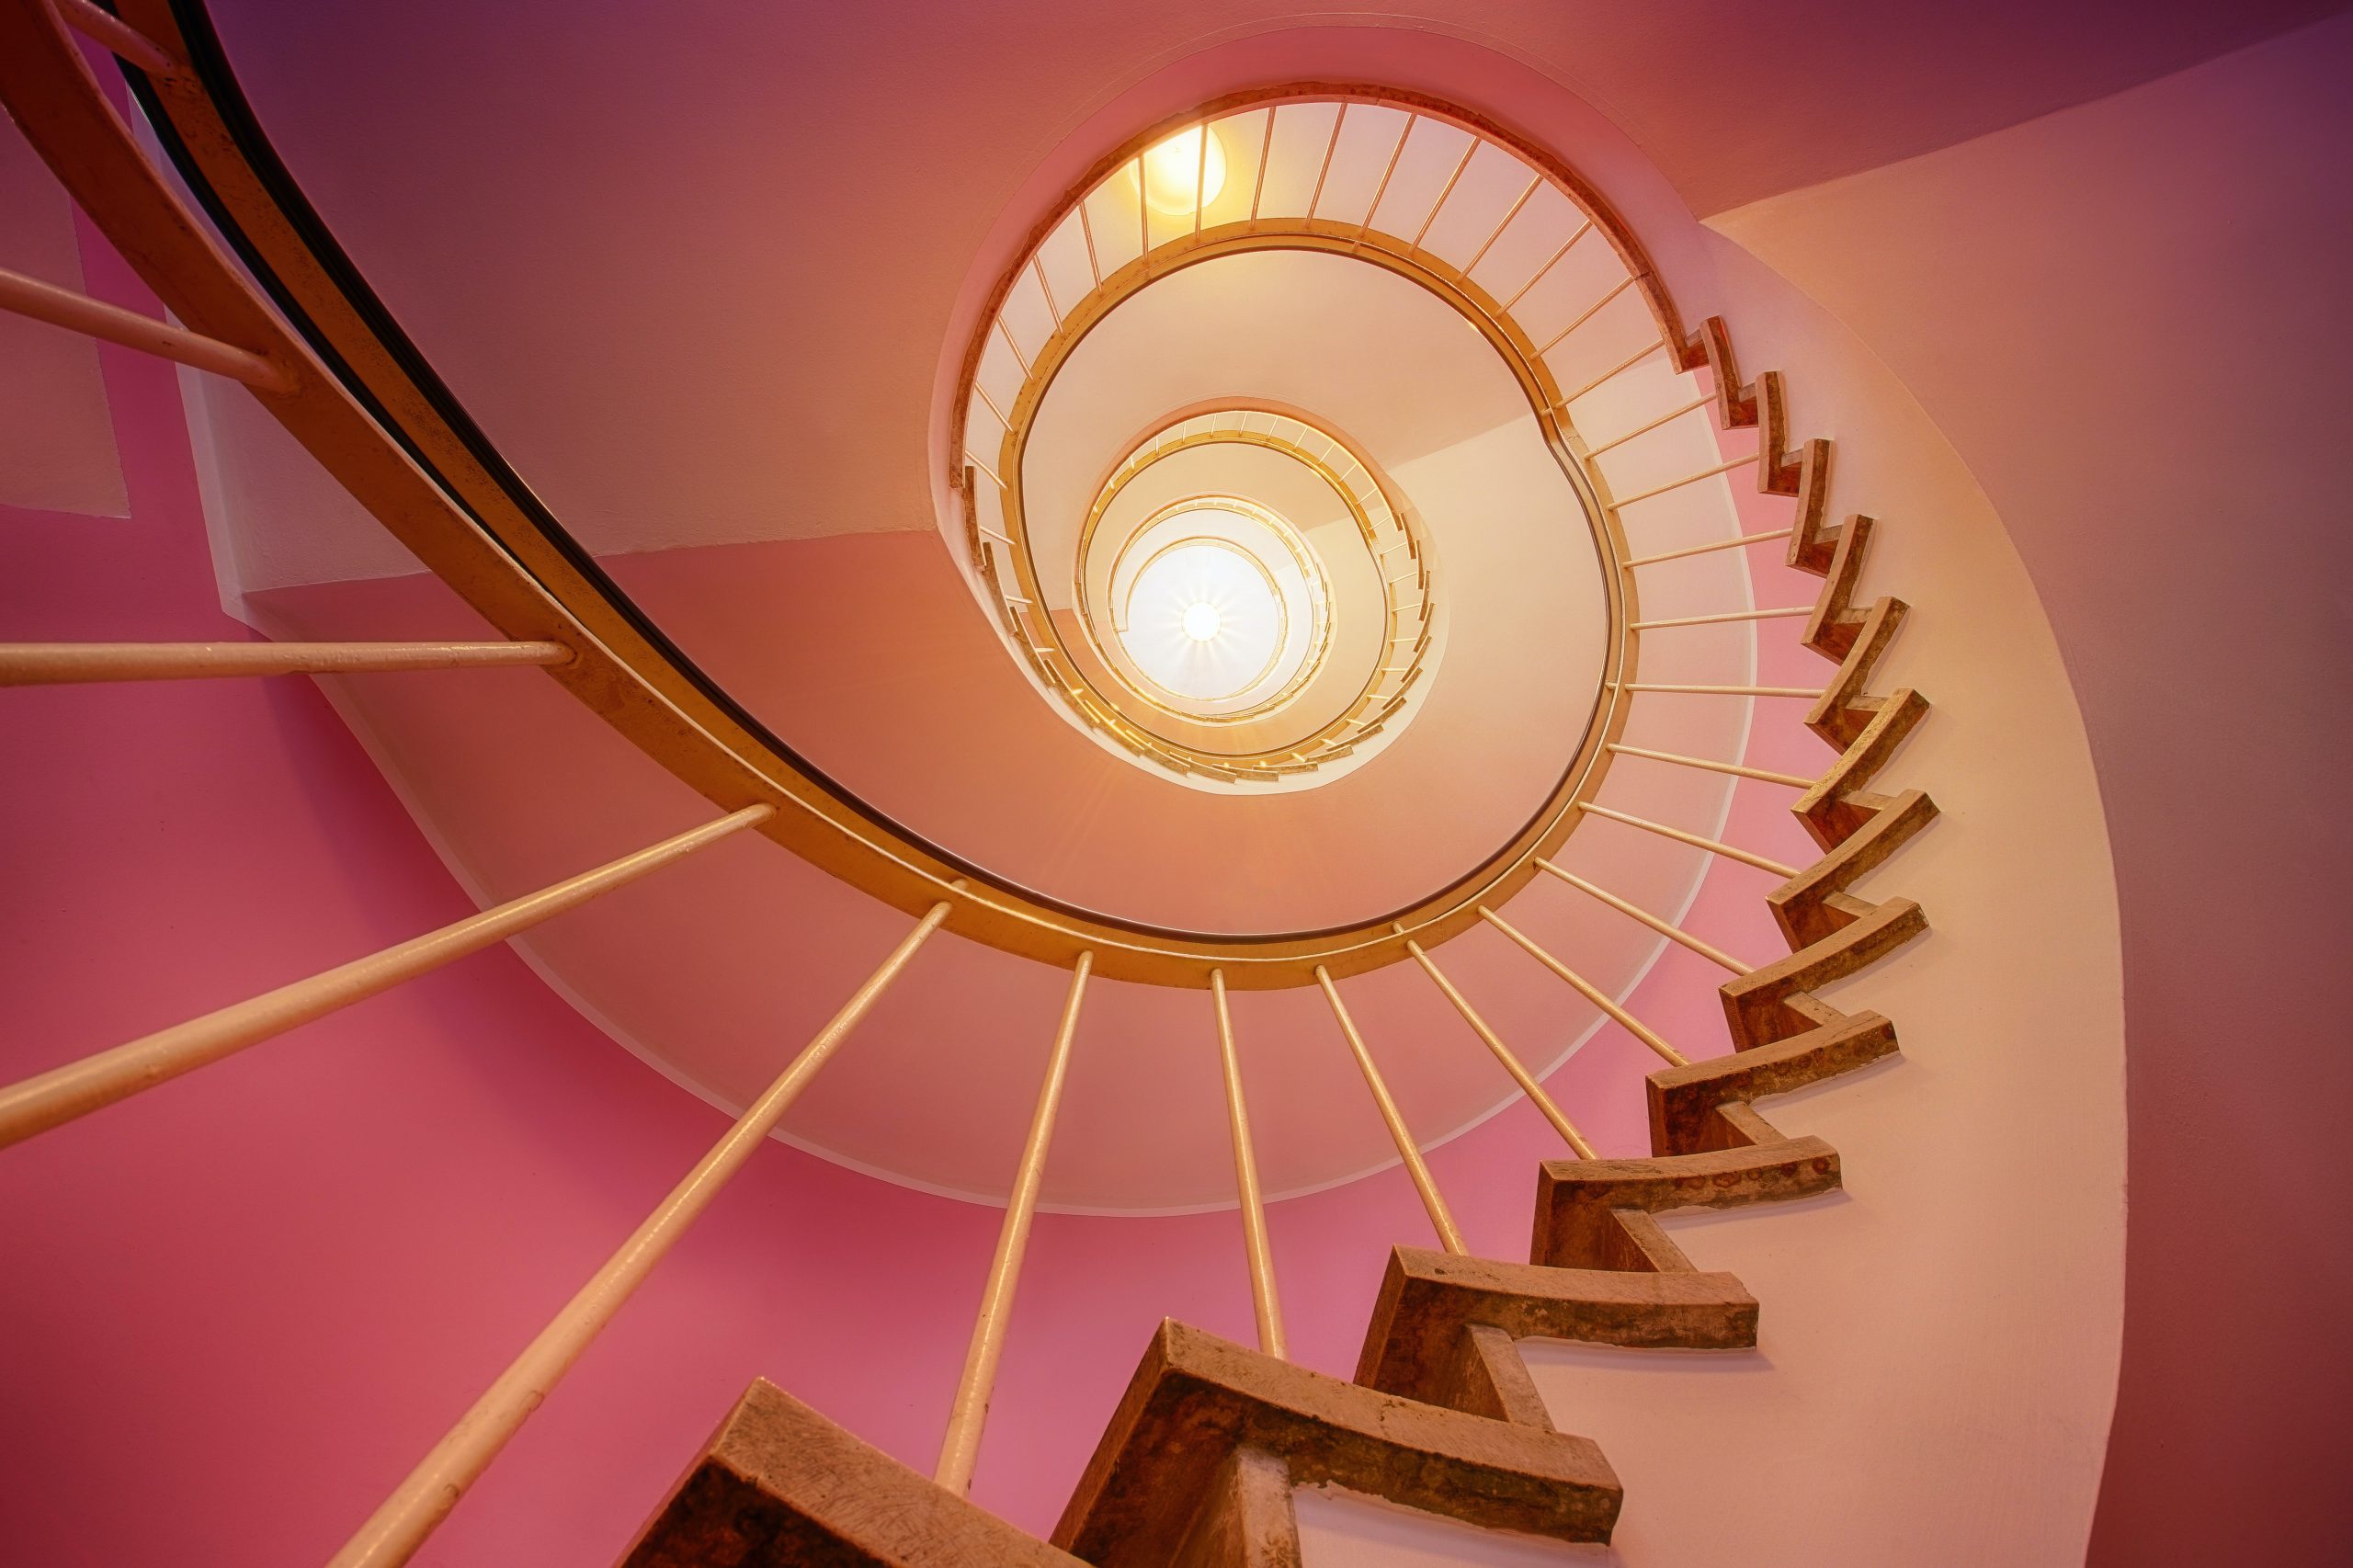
[1139,126,1227,218]
[1182,602,1222,642]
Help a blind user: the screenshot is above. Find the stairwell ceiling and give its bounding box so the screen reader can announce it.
[190,0,2340,573]
[174,0,2334,1210]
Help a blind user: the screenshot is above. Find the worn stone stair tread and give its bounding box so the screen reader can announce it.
[1533,1137,1843,1269]
[1053,1318,1620,1564]
[1648,1010,1898,1154]
[1357,1244,1758,1406]
[619,1377,1082,1567]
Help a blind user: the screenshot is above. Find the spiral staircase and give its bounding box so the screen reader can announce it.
[0,4,1958,1563]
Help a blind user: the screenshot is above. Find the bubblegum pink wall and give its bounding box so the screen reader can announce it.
[3,14,2163,1563]
[1,218,1733,1559]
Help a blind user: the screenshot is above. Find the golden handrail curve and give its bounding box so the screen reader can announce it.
[1048,403,1435,767]
[958,116,1643,789]
[12,10,1814,985]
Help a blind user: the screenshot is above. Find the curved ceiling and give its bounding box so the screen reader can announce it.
[179,13,1799,1206]
[26,1,2331,1558]
[156,0,2070,1205]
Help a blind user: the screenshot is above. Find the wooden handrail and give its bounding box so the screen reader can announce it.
[324,898,954,1568]
[1479,907,1687,1068]
[1404,938,1595,1157]
[1211,971,1286,1358]
[0,807,772,1150]
[1533,859,1752,975]
[1606,743,1813,790]
[936,951,1093,1494]
[6,33,1860,983]
[0,263,283,388]
[1578,803,1800,878]
[1315,966,1465,1254]
[0,640,569,685]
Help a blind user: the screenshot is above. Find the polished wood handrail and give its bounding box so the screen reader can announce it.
[325,898,954,1568]
[0,25,1966,1560]
[936,952,1094,1494]
[1479,907,1688,1067]
[1404,938,1595,1157]
[1212,970,1287,1358]
[3,18,1921,985]
[0,639,569,685]
[49,40,1716,983]
[0,263,283,387]
[0,807,773,1150]
[1316,966,1466,1254]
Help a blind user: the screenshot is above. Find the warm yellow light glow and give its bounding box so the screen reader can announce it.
[1182,602,1222,642]
[1139,126,1228,218]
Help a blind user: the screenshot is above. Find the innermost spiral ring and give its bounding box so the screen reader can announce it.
[1117,525,1293,705]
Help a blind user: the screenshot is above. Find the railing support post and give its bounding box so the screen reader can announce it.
[1404,937,1596,1158]
[0,640,570,686]
[1479,908,1688,1069]
[0,806,775,1150]
[324,897,957,1568]
[935,951,1094,1494]
[1211,970,1286,1359]
[1315,966,1465,1254]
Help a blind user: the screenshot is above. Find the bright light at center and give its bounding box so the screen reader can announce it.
[1118,531,1285,703]
[1140,126,1228,217]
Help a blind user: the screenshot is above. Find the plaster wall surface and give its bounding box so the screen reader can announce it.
[1699,17,2353,1562]
[0,17,2176,1568]
[0,111,125,516]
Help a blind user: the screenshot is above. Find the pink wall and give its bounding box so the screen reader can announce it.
[8,11,2217,1562]
[1,217,1723,1560]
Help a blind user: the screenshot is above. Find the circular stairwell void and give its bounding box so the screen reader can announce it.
[1108,505,1313,710]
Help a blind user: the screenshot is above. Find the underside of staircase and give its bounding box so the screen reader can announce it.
[620,351,1938,1564]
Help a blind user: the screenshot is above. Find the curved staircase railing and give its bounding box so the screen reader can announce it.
[1,6,1940,1565]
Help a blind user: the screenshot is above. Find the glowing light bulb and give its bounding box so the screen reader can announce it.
[1139,126,1228,218]
[1183,602,1222,642]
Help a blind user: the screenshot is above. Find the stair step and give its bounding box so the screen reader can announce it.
[1533,1138,1842,1270]
[1648,1010,1898,1154]
[1054,1319,1620,1563]
[1357,1245,1756,1410]
[620,1378,1080,1567]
